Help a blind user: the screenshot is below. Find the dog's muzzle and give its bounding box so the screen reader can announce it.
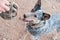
[27,20,41,26]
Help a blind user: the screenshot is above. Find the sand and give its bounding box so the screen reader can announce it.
[0,0,60,40]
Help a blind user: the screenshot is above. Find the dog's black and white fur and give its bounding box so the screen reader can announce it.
[24,9,60,40]
[22,0,60,40]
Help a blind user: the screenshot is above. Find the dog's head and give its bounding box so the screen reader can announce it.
[21,10,50,28]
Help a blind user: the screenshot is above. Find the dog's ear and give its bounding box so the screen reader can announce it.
[41,13,50,20]
[31,4,40,12]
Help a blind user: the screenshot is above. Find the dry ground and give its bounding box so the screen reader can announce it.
[0,0,60,40]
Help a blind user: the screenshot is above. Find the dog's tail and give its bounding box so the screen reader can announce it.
[31,0,41,12]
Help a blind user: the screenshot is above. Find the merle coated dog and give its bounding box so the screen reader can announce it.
[21,1,60,40]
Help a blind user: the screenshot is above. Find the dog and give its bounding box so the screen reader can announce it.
[21,6,60,40]
[22,10,60,40]
[20,0,60,40]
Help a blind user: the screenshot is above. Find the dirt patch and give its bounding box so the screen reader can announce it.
[0,0,60,40]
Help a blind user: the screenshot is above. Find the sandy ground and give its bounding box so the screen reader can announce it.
[0,0,60,40]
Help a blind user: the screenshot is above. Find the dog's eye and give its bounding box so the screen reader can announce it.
[34,15,37,17]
